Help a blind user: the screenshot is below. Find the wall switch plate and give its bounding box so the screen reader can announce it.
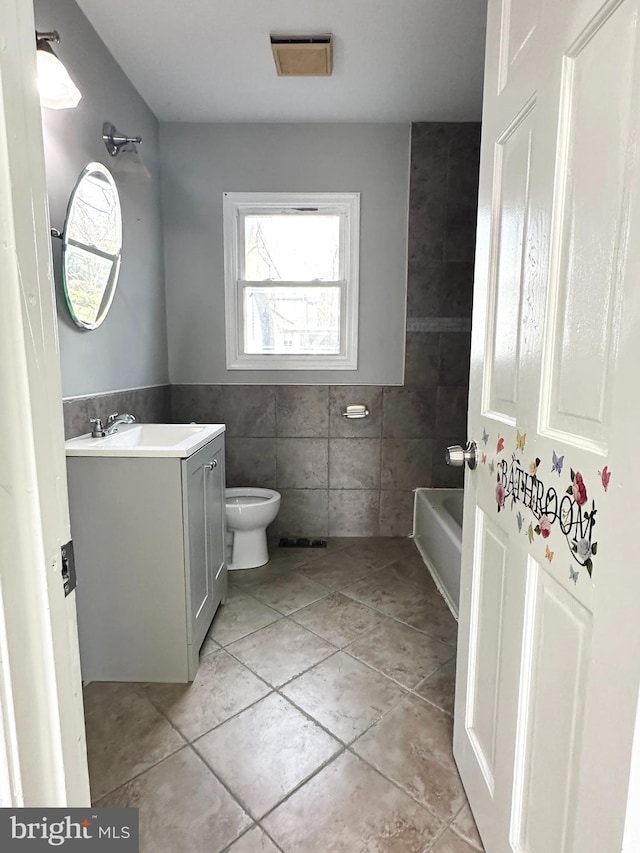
[61,540,77,597]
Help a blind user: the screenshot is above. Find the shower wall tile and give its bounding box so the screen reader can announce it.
[222,385,276,437]
[225,438,276,489]
[328,387,383,438]
[379,490,415,538]
[407,201,445,265]
[440,262,474,318]
[435,386,469,439]
[277,489,329,538]
[444,205,477,263]
[439,333,472,388]
[404,333,440,388]
[276,439,329,489]
[447,123,482,207]
[328,490,380,537]
[410,123,450,203]
[407,261,442,319]
[381,439,433,491]
[276,386,329,437]
[328,439,381,490]
[409,122,479,488]
[382,387,437,439]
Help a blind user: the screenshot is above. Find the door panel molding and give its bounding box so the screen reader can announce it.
[466,509,509,795]
[540,0,640,451]
[498,0,541,93]
[483,97,536,424]
[510,559,591,853]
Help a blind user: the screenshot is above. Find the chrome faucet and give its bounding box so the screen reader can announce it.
[90,412,136,438]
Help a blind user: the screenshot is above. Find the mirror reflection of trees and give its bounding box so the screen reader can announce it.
[62,164,122,329]
[67,172,120,253]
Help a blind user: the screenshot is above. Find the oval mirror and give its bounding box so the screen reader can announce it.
[62,162,122,329]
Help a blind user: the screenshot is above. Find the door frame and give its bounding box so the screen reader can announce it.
[0,0,89,805]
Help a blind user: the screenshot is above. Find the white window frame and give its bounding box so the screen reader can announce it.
[223,191,360,370]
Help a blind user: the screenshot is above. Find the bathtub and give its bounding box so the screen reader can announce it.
[413,488,463,619]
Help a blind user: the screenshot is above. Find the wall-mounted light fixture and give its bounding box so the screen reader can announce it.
[36,31,82,109]
[102,122,142,157]
[102,122,150,179]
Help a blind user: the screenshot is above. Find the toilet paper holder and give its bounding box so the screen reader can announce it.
[342,404,370,419]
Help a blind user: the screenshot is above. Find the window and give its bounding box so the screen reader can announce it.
[223,192,359,370]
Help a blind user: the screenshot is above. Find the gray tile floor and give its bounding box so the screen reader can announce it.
[85,538,484,852]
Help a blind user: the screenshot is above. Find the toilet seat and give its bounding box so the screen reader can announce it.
[226,488,279,507]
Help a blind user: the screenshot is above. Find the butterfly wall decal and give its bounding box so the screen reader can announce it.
[516,511,523,532]
[481,453,487,465]
[482,428,489,446]
[488,460,495,475]
[497,437,505,453]
[598,466,611,492]
[569,567,579,584]
[516,430,526,451]
[545,545,554,562]
[527,523,534,544]
[551,450,564,476]
[529,457,541,475]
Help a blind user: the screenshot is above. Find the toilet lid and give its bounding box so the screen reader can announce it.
[226,495,269,506]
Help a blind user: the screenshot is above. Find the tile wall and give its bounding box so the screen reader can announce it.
[62,123,480,539]
[63,386,171,440]
[406,122,480,491]
[171,384,417,537]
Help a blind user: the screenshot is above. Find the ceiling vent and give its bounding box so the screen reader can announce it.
[270,34,333,77]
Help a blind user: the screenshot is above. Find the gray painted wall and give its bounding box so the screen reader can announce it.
[36,0,169,398]
[160,123,409,385]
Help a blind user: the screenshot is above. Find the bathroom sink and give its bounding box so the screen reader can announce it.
[65,423,225,458]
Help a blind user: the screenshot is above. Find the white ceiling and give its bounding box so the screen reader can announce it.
[75,0,488,123]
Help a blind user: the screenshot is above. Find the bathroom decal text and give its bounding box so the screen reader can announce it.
[495,455,598,576]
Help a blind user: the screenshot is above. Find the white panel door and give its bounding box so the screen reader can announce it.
[455,0,640,850]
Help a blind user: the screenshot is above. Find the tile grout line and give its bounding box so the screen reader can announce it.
[221,553,457,682]
[220,631,338,696]
[342,741,468,850]
[209,630,462,837]
[129,625,455,822]
[219,820,286,853]
[447,800,485,853]
[93,739,186,806]
[245,744,349,828]
[189,732,299,827]
[219,609,453,725]
[340,743,450,841]
[88,538,465,848]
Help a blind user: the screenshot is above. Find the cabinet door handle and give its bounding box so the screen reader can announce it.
[205,460,218,470]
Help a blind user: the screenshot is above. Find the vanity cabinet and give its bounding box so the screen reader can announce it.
[66,430,227,682]
[183,437,226,658]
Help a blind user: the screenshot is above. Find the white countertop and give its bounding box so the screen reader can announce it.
[65,423,225,458]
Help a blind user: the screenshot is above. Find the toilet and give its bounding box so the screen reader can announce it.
[225,488,281,570]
